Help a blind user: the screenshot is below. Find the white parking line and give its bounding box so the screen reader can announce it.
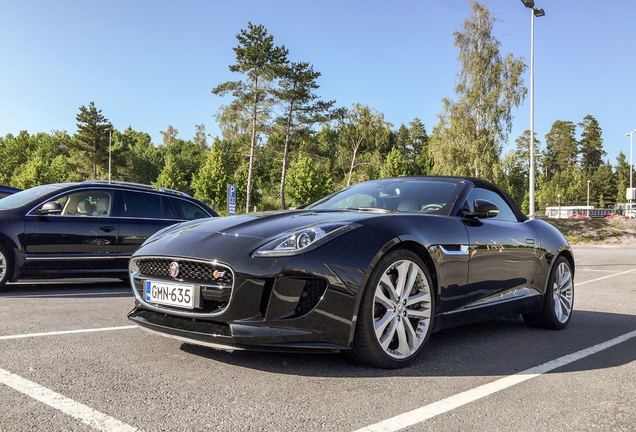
[0,326,137,341]
[577,268,636,287]
[352,329,636,432]
[0,367,137,432]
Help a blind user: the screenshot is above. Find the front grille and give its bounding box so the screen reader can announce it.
[134,257,233,314]
[137,258,233,285]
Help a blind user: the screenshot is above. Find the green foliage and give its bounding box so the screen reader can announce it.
[578,115,606,173]
[430,1,526,182]
[192,139,232,212]
[336,104,392,186]
[154,155,189,194]
[12,154,66,189]
[590,160,617,205]
[286,154,333,206]
[502,130,541,210]
[544,120,578,177]
[117,128,162,184]
[409,118,429,158]
[71,102,112,178]
[537,166,585,205]
[380,148,409,178]
[614,151,632,202]
[0,131,37,185]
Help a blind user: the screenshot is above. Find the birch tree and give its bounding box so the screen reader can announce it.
[430,1,526,181]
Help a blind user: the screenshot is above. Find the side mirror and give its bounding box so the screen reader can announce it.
[463,199,499,219]
[38,201,63,215]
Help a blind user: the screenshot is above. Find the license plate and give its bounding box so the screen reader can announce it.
[145,280,195,309]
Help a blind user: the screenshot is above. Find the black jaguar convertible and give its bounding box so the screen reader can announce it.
[127,176,574,368]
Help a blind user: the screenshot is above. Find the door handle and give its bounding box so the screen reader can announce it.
[100,226,116,232]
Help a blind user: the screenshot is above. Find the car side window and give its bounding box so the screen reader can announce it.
[173,198,209,220]
[59,191,113,217]
[122,191,185,219]
[465,187,518,222]
[122,191,163,219]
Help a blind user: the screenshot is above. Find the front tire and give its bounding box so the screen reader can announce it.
[523,256,574,329]
[349,249,435,369]
[0,245,12,289]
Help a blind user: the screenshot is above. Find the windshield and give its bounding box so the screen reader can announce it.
[0,184,70,210]
[306,178,463,216]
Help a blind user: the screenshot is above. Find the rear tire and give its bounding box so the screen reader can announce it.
[0,245,12,289]
[523,256,574,330]
[349,249,435,369]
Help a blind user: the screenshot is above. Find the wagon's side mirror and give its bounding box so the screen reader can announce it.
[38,201,63,215]
[462,199,499,219]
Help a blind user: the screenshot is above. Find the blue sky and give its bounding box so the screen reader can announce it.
[2,0,635,165]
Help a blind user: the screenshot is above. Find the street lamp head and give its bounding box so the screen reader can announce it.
[521,0,535,8]
[533,8,545,17]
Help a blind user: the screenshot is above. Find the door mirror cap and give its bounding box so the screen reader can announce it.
[39,201,63,215]
[462,199,499,219]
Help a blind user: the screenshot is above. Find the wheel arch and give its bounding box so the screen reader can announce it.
[347,238,439,348]
[557,248,575,278]
[389,240,439,298]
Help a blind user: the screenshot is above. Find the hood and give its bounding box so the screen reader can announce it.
[166,209,381,240]
[136,209,385,258]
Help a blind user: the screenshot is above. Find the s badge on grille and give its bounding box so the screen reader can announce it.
[169,262,179,278]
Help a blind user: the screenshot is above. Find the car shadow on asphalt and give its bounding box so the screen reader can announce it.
[179,310,636,378]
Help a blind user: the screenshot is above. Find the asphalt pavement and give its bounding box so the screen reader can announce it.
[0,245,634,431]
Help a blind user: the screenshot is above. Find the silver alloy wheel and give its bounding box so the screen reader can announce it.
[373,259,432,359]
[553,261,573,323]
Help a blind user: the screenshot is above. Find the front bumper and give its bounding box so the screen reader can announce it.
[127,225,396,351]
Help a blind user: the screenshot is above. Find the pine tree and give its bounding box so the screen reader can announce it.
[213,23,288,213]
[578,115,606,173]
[72,102,112,178]
[544,120,578,177]
[273,61,335,209]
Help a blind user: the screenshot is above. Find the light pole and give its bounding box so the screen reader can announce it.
[107,128,112,182]
[587,180,590,214]
[626,129,636,217]
[557,194,561,219]
[521,0,545,219]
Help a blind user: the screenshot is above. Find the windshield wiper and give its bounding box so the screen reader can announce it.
[344,207,396,213]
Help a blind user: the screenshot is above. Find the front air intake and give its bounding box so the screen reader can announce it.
[295,279,328,317]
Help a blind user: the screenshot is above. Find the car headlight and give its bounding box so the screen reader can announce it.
[253,222,360,257]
